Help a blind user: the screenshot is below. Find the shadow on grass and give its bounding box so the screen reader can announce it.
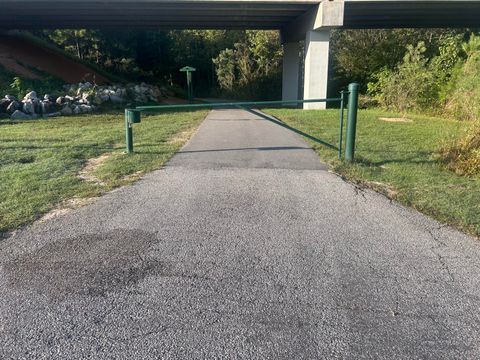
[244,108,338,151]
[0,121,23,126]
[0,143,116,152]
[352,154,437,167]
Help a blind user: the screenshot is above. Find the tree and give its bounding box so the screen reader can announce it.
[330,28,467,90]
[46,29,102,61]
[213,30,282,99]
[367,42,439,111]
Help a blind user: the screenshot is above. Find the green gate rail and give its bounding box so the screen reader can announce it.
[124,83,360,161]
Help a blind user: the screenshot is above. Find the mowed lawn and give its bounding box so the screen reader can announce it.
[265,108,480,236]
[0,110,207,233]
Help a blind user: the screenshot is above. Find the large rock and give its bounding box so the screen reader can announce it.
[0,113,10,119]
[56,96,65,105]
[79,104,94,113]
[6,101,20,114]
[5,95,17,102]
[93,95,106,105]
[11,110,32,120]
[0,99,10,113]
[76,82,93,95]
[22,101,35,115]
[73,106,81,114]
[82,92,93,103]
[33,99,42,114]
[79,82,92,90]
[115,88,127,97]
[46,112,61,118]
[41,101,56,114]
[24,91,37,101]
[109,95,124,104]
[44,94,55,102]
[60,104,73,115]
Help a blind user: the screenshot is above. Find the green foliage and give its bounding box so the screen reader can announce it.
[214,49,236,91]
[47,29,102,61]
[213,31,282,100]
[0,65,14,96]
[444,34,480,121]
[166,30,244,93]
[433,35,465,104]
[330,29,466,90]
[8,76,63,99]
[366,34,467,113]
[439,121,480,176]
[437,35,480,176]
[38,29,247,94]
[367,42,439,112]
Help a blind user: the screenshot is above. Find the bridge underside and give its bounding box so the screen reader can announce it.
[0,1,316,30]
[1,0,479,109]
[1,1,479,30]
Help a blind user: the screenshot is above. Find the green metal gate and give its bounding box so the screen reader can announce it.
[124,83,360,161]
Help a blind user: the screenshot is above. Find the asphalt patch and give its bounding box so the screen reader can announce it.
[4,229,167,298]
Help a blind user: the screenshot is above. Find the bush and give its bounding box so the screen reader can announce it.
[439,121,480,176]
[9,75,64,99]
[213,30,282,100]
[367,42,439,112]
[444,35,480,121]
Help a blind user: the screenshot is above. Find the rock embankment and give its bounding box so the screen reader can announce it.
[0,82,168,120]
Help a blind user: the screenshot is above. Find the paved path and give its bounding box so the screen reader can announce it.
[1,109,479,359]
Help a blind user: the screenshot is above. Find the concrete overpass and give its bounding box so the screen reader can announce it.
[1,0,479,108]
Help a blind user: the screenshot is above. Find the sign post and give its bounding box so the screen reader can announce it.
[180,66,196,102]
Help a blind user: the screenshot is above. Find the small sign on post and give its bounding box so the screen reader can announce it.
[180,66,196,103]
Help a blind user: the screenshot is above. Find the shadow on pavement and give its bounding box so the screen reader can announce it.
[243,108,338,151]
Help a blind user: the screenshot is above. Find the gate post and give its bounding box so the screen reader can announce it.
[345,83,359,162]
[125,109,133,153]
[125,109,141,153]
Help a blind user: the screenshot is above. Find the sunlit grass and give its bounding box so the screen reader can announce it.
[265,108,479,236]
[0,110,206,233]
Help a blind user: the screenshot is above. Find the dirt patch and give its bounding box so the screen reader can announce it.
[365,181,398,198]
[0,34,108,84]
[0,57,40,79]
[169,127,198,145]
[159,96,189,105]
[78,153,112,185]
[37,154,112,223]
[121,170,144,182]
[379,117,412,123]
[39,197,98,223]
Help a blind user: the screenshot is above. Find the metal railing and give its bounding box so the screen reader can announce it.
[124,83,360,161]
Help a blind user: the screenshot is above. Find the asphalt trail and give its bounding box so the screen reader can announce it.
[1,109,479,359]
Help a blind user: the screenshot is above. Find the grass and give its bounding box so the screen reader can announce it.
[0,110,207,234]
[264,108,480,237]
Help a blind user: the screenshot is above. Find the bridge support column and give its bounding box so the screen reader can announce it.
[282,42,300,103]
[303,30,330,110]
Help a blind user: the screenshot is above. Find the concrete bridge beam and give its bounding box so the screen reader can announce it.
[303,29,330,110]
[281,1,341,108]
[281,42,300,103]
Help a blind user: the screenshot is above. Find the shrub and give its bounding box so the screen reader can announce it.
[444,35,480,121]
[9,75,64,99]
[438,121,480,176]
[367,42,439,112]
[213,30,282,100]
